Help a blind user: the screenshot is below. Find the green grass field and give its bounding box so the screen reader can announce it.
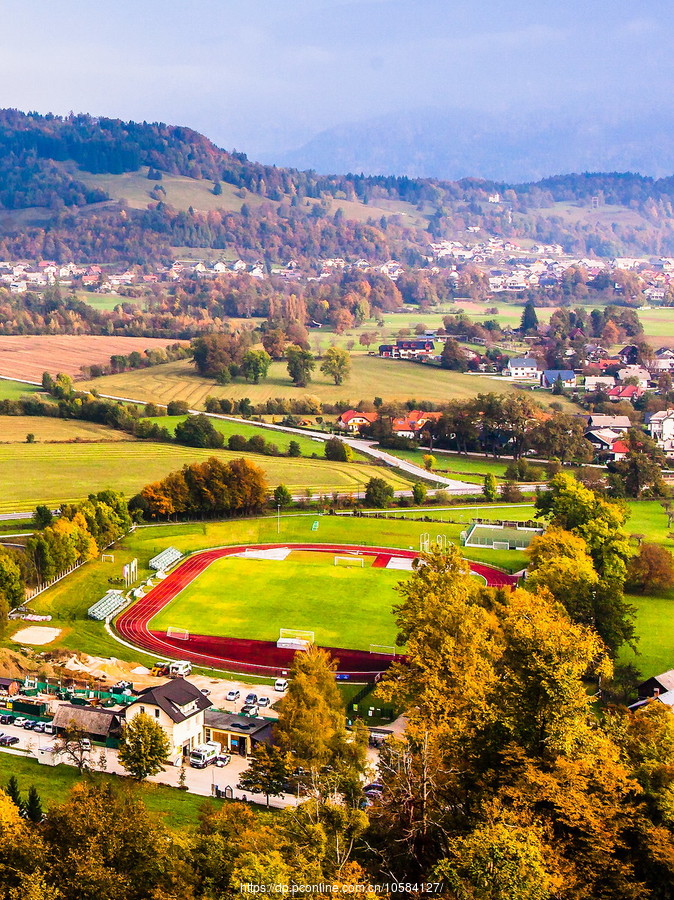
[150,549,403,651]
[146,415,331,457]
[0,442,411,513]
[80,355,577,410]
[0,417,132,443]
[384,449,516,483]
[0,753,220,831]
[0,379,40,400]
[72,291,135,312]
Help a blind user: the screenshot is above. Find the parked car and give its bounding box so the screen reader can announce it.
[245,693,258,705]
[23,720,36,730]
[33,722,45,733]
[241,704,259,717]
[43,723,56,735]
[200,688,211,696]
[0,735,19,746]
[226,689,240,701]
[13,717,27,727]
[274,678,289,692]
[81,738,92,751]
[215,753,232,767]
[0,714,11,725]
[258,697,271,708]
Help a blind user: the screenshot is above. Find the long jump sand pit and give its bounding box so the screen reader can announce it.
[11,626,61,646]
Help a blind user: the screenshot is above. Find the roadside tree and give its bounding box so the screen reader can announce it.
[118,713,171,781]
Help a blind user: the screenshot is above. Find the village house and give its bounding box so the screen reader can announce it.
[647,409,674,453]
[378,340,435,359]
[540,369,576,389]
[503,357,540,379]
[617,366,650,389]
[607,384,644,402]
[125,679,212,763]
[336,410,379,433]
[584,375,616,392]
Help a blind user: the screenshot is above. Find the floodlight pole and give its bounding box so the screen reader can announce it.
[277,504,280,534]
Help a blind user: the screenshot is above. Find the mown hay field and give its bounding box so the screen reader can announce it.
[79,355,574,409]
[0,417,133,443]
[0,335,188,382]
[0,441,411,512]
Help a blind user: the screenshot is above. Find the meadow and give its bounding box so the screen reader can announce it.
[80,355,574,410]
[150,549,404,651]
[0,441,411,513]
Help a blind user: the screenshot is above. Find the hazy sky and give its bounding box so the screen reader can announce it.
[2,0,672,159]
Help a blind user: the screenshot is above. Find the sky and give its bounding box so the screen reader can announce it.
[1,0,672,162]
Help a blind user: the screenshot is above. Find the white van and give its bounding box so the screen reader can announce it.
[169,660,192,678]
[274,678,289,692]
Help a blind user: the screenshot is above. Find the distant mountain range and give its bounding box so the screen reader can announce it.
[275,108,674,182]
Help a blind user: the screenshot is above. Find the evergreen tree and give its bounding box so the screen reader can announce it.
[520,300,539,333]
[24,785,43,823]
[5,775,22,810]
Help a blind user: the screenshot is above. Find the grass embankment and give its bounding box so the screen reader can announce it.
[79,355,578,410]
[146,415,329,457]
[0,753,218,831]
[384,449,515,484]
[0,442,411,513]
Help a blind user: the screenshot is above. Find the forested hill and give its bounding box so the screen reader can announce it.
[4,108,674,263]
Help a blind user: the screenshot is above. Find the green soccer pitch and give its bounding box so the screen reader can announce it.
[149,550,404,652]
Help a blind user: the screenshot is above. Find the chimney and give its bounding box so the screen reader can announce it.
[654,688,660,698]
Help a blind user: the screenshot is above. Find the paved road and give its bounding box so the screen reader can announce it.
[0,717,298,808]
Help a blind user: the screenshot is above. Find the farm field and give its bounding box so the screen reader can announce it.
[79,355,577,410]
[0,335,188,382]
[0,442,411,513]
[150,550,403,651]
[0,416,132,443]
[146,415,330,457]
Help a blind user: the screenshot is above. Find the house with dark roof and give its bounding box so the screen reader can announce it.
[125,680,212,762]
[52,705,123,743]
[204,710,274,757]
[637,669,674,700]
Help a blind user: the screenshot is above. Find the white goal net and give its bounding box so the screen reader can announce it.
[334,556,364,567]
[277,628,314,650]
[167,626,190,641]
[369,644,397,656]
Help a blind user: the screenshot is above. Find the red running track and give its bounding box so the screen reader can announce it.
[115,544,518,679]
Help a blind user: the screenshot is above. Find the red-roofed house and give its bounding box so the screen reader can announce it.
[607,385,644,402]
[336,410,378,433]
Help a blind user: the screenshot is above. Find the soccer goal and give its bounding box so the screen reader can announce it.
[101,553,115,563]
[369,644,397,657]
[167,626,190,641]
[277,628,314,650]
[334,556,364,567]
